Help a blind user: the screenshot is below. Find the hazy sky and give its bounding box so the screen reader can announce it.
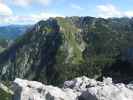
[0,0,133,25]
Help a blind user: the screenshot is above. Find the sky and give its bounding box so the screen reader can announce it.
[0,0,133,25]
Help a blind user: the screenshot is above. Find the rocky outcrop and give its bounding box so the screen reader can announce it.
[12,78,78,100]
[12,76,133,100]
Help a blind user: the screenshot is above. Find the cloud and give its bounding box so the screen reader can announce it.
[124,11,133,17]
[0,0,63,25]
[13,0,32,6]
[0,2,13,16]
[70,4,84,10]
[31,12,64,22]
[97,4,133,18]
[38,0,53,6]
[97,4,122,18]
[0,12,64,25]
[12,0,56,7]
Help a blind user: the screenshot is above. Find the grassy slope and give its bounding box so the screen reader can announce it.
[57,18,84,64]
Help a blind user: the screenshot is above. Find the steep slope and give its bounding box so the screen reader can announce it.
[0,18,86,85]
[0,17,133,85]
[0,19,61,81]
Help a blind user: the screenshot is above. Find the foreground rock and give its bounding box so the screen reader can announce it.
[12,78,78,100]
[12,76,133,100]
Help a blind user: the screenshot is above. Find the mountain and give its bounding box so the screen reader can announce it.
[0,25,31,53]
[0,17,133,86]
[0,25,31,40]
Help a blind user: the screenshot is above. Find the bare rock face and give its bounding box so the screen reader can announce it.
[12,78,78,100]
[12,76,133,100]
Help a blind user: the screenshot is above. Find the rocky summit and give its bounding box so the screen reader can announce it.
[12,76,133,100]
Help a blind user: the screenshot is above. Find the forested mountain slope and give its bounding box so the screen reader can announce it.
[0,17,133,85]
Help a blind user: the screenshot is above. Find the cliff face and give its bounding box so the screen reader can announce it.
[0,17,133,85]
[0,18,85,84]
[0,19,62,82]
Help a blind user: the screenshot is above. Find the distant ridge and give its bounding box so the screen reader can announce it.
[0,25,32,40]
